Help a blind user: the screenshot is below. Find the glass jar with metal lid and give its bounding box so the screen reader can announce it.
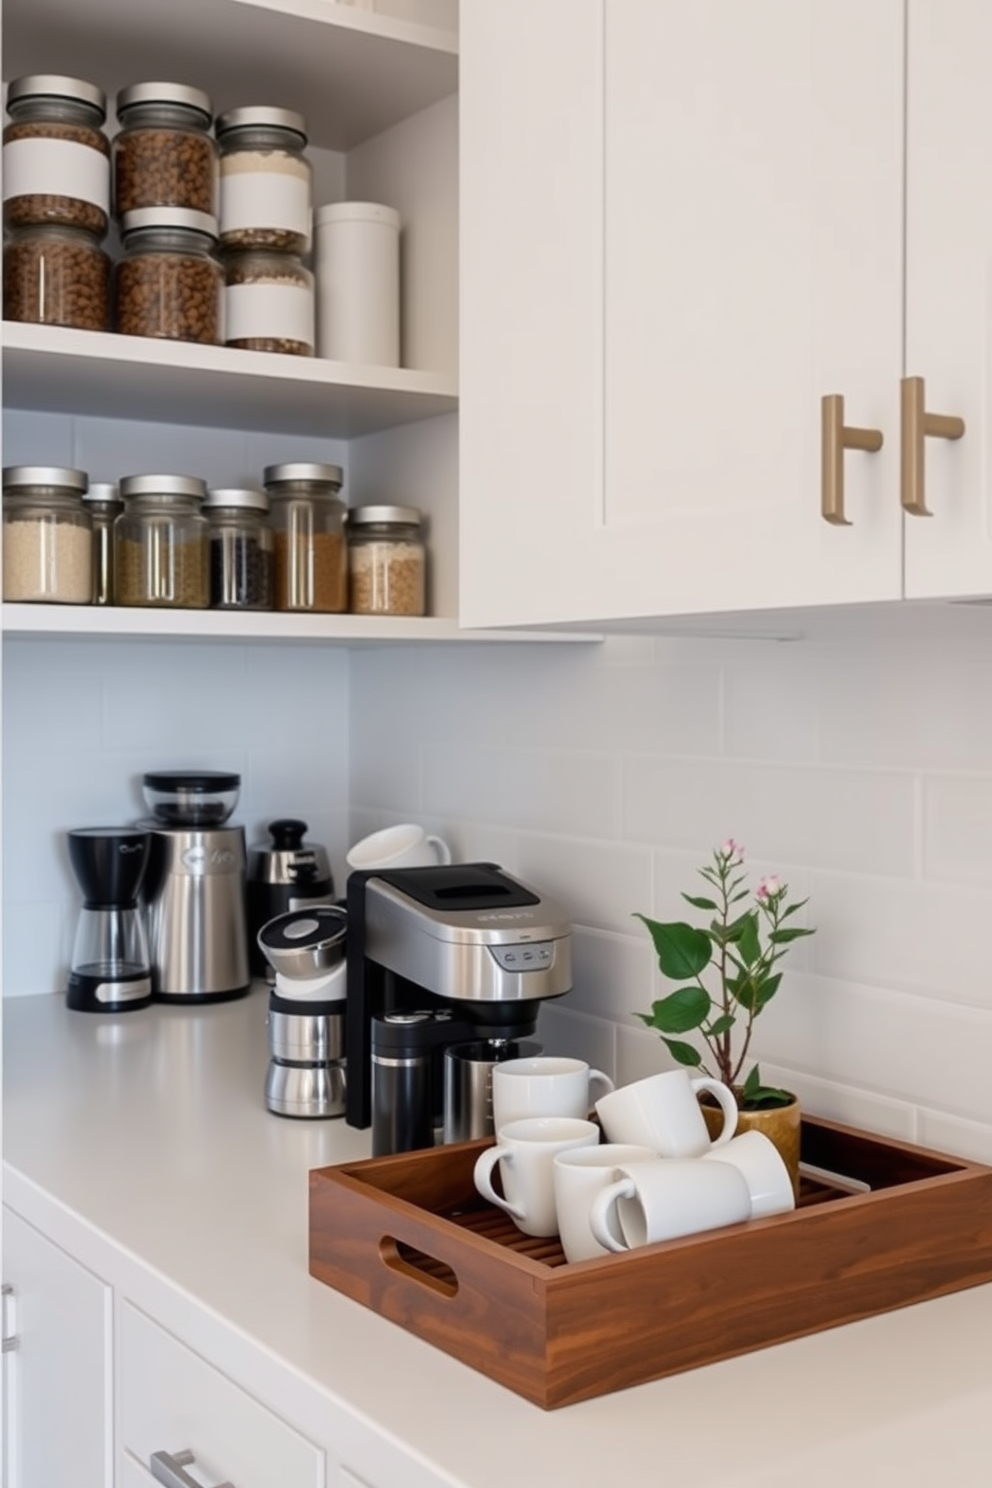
[263,463,347,613]
[217,107,312,255]
[205,486,274,610]
[347,505,426,616]
[114,474,209,609]
[224,248,314,357]
[3,466,93,605]
[3,75,111,236]
[113,82,217,218]
[114,208,222,344]
[3,220,110,331]
[82,481,122,606]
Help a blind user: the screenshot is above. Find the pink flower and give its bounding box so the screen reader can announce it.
[721,838,744,864]
[757,874,782,901]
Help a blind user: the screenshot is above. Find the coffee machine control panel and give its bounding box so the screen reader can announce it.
[488,940,557,972]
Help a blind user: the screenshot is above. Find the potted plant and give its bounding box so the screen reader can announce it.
[634,839,815,1193]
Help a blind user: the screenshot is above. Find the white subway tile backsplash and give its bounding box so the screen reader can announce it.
[513,835,652,937]
[423,744,621,838]
[923,774,992,887]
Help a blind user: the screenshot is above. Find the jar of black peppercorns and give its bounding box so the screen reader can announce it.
[204,487,274,610]
[113,82,217,219]
[115,208,222,344]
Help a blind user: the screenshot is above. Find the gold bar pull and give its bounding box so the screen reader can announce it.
[900,375,965,517]
[821,394,884,526]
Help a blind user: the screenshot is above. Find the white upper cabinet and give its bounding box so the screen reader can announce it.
[460,0,905,628]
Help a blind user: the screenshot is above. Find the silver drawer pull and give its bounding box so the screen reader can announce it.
[150,1448,235,1488]
[1,1282,19,1352]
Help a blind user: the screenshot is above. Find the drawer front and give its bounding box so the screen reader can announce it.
[120,1302,324,1488]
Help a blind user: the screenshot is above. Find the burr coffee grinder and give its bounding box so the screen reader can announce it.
[257,905,348,1119]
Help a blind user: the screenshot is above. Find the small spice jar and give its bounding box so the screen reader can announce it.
[82,481,122,606]
[347,505,426,616]
[3,466,93,604]
[3,220,111,330]
[263,463,347,614]
[114,474,209,609]
[114,208,222,344]
[217,106,312,255]
[204,486,274,610]
[3,75,111,237]
[113,83,217,218]
[223,248,314,356]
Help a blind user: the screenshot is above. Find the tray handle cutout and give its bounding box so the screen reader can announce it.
[379,1236,460,1298]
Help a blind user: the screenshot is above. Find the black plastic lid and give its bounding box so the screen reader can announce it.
[268,818,308,849]
[143,770,241,793]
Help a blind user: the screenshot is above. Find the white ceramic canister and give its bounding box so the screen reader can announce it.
[314,201,400,365]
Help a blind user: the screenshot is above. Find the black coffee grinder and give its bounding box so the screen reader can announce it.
[66,827,153,1012]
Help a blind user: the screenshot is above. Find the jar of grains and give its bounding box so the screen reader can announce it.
[3,221,111,330]
[113,82,217,218]
[82,481,122,606]
[263,463,347,613]
[347,505,426,616]
[115,208,222,344]
[2,466,93,605]
[3,75,110,236]
[204,487,274,610]
[216,107,312,255]
[224,248,314,356]
[114,475,209,609]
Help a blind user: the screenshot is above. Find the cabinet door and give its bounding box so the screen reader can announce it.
[2,1206,112,1488]
[904,0,991,598]
[460,0,904,628]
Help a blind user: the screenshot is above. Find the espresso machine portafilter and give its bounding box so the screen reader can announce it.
[345,863,573,1155]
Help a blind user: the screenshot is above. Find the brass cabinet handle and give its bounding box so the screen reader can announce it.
[900,375,965,517]
[821,394,884,525]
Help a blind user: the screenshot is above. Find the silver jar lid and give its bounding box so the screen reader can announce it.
[83,481,121,507]
[216,106,308,143]
[347,505,422,528]
[204,486,269,512]
[6,75,107,118]
[120,207,218,241]
[120,474,207,501]
[3,465,88,494]
[263,463,344,489]
[116,81,213,123]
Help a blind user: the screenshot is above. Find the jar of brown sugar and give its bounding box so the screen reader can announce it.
[115,208,222,344]
[347,505,426,616]
[114,82,217,218]
[3,75,111,236]
[3,466,94,604]
[114,474,209,609]
[263,463,347,613]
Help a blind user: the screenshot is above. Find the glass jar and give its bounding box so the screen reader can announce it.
[217,107,312,255]
[3,221,110,330]
[204,487,274,611]
[114,475,209,609]
[263,463,346,613]
[82,481,122,606]
[3,75,110,236]
[113,83,217,218]
[223,248,314,356]
[347,505,426,616]
[115,208,222,344]
[2,466,93,604]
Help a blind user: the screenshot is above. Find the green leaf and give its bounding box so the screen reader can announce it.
[682,893,718,911]
[643,986,710,1034]
[732,970,781,1013]
[753,971,782,1011]
[634,916,712,980]
[661,1037,703,1068]
[740,1066,794,1109]
[768,926,815,944]
[706,1013,736,1037]
[741,1064,762,1101]
[735,914,762,967]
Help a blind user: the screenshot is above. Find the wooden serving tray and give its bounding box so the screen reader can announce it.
[309,1117,992,1408]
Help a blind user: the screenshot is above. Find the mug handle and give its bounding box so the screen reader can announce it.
[473,1146,526,1222]
[691,1077,739,1149]
[589,1177,635,1253]
[588,1069,615,1106]
[427,835,452,865]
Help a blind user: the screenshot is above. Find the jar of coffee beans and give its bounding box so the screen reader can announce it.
[115,208,222,344]
[114,474,209,609]
[217,107,312,255]
[204,487,274,610]
[224,248,314,356]
[3,221,110,331]
[263,463,347,614]
[347,505,426,616]
[114,83,217,218]
[3,466,93,604]
[3,75,111,237]
[82,481,122,606]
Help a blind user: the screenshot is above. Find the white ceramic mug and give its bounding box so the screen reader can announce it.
[472,1116,599,1237]
[345,823,452,871]
[552,1144,657,1263]
[702,1130,795,1219]
[492,1055,615,1131]
[589,1157,752,1253]
[594,1068,738,1157]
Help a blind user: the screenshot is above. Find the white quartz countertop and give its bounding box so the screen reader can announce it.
[5,990,992,1487]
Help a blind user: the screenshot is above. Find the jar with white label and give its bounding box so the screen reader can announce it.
[3,75,110,237]
[217,107,312,255]
[347,505,426,616]
[224,248,314,356]
[2,466,94,605]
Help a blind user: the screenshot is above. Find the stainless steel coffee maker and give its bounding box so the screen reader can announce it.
[345,863,573,1155]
